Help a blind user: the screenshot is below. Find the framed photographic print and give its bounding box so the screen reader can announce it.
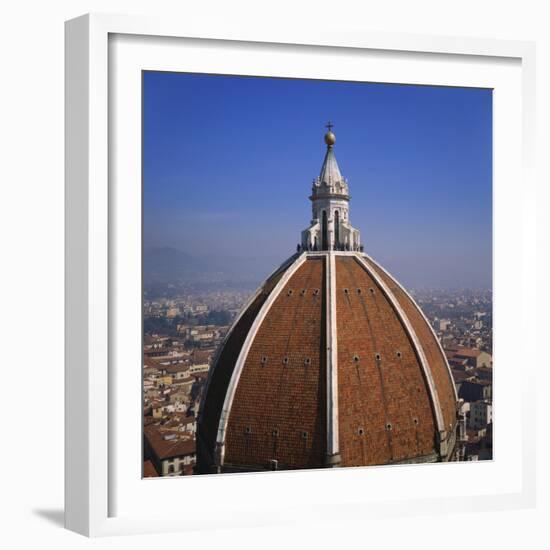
[65,13,537,536]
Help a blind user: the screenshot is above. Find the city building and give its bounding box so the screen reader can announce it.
[143,425,196,476]
[468,400,493,430]
[446,346,492,369]
[434,318,451,332]
[196,126,461,474]
[459,379,492,402]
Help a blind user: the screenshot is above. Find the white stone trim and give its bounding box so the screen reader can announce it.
[354,254,447,441]
[215,253,308,465]
[326,251,340,462]
[362,253,459,403]
[198,254,298,423]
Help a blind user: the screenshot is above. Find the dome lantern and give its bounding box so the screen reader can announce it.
[302,123,359,252]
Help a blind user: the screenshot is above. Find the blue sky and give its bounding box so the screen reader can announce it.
[143,72,492,289]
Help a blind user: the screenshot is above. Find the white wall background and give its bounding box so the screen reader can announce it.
[0,1,548,548]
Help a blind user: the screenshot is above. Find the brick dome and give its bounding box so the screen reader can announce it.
[196,127,460,473]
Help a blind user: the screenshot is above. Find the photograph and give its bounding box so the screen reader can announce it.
[141,72,493,477]
[1,0,543,545]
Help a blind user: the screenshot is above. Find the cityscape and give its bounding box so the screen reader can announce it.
[142,280,493,477]
[142,73,492,476]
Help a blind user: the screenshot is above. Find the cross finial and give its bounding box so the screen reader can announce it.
[324,121,336,146]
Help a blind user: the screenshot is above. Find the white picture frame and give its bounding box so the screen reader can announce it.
[65,13,537,537]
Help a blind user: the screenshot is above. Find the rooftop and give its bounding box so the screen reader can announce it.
[143,460,159,477]
[144,425,196,460]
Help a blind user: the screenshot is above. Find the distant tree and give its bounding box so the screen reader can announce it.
[197,310,232,326]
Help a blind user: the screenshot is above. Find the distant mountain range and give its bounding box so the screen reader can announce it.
[143,246,286,285]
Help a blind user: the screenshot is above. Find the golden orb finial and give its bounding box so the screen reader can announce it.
[324,121,336,146]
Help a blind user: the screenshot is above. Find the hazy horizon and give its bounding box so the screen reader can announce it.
[143,73,492,290]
